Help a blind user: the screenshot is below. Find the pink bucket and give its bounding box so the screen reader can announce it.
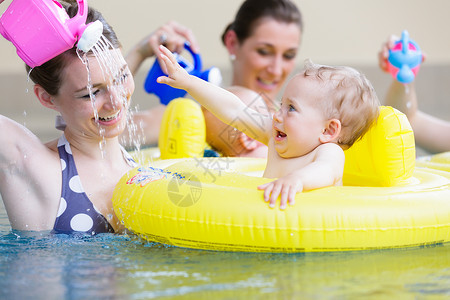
[0,0,95,67]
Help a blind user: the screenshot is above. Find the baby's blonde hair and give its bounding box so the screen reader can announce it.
[303,59,380,148]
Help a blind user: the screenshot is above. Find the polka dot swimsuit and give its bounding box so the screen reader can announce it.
[53,135,136,235]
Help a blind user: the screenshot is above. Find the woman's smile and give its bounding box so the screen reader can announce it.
[97,109,123,125]
[257,77,280,91]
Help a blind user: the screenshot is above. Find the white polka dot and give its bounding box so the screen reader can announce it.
[56,198,67,217]
[70,214,94,232]
[60,158,66,171]
[69,175,83,193]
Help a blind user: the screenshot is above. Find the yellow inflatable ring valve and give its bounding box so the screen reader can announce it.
[158,98,206,159]
[113,157,450,253]
[416,151,450,171]
[343,106,415,187]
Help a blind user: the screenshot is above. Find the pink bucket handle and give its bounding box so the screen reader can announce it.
[66,0,89,38]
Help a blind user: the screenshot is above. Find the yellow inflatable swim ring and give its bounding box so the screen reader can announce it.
[113,106,450,252]
[114,159,450,252]
[416,151,450,172]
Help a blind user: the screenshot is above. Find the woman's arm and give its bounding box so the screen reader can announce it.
[378,34,450,153]
[384,79,450,153]
[384,80,418,117]
[203,86,270,157]
[408,110,450,153]
[0,115,61,230]
[123,21,199,147]
[157,46,272,145]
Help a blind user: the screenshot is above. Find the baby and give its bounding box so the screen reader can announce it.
[157,45,380,209]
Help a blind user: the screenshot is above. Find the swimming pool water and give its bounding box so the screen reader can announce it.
[0,200,449,300]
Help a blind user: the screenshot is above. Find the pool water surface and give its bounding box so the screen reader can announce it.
[0,200,449,299]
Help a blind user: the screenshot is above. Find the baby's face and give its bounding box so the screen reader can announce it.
[272,75,328,158]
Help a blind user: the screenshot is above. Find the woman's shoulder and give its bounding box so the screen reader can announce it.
[226,85,270,111]
[227,85,260,100]
[44,138,60,152]
[0,115,58,162]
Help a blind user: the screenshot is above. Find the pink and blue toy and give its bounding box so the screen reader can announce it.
[387,30,422,84]
[0,0,103,67]
[144,42,222,105]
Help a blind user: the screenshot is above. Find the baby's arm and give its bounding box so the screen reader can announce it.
[258,143,345,209]
[157,45,271,144]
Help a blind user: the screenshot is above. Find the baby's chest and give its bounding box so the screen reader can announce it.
[265,152,314,178]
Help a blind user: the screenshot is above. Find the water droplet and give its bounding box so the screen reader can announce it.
[75,34,146,156]
[404,84,410,94]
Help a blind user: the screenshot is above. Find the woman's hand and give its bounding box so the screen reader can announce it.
[377,34,398,73]
[126,21,199,75]
[152,21,199,55]
[377,34,426,74]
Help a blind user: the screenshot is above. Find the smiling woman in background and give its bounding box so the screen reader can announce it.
[203,0,303,157]
[123,0,303,158]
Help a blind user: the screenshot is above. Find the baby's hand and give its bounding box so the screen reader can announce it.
[156,45,191,90]
[257,175,303,210]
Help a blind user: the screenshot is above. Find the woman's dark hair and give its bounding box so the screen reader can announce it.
[26,1,120,95]
[221,0,303,45]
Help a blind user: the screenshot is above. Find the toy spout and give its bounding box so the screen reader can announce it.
[66,0,103,52]
[387,30,422,84]
[401,30,409,55]
[77,20,103,52]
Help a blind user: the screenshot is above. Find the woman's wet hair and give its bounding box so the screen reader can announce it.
[221,0,303,45]
[26,1,120,96]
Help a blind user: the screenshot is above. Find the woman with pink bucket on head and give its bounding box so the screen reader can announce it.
[0,0,197,235]
[0,0,135,234]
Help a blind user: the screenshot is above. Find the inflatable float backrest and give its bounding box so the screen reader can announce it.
[343,106,415,186]
[158,98,206,159]
[159,99,415,187]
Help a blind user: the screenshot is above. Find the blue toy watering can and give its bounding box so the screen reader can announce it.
[387,30,422,84]
[144,42,222,105]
